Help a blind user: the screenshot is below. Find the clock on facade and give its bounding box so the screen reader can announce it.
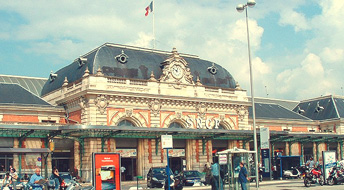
[171,65,184,79]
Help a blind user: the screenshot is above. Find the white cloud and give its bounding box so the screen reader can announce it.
[279,9,311,32]
[320,47,344,63]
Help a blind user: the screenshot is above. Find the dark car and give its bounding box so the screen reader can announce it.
[147,167,172,188]
[180,170,205,186]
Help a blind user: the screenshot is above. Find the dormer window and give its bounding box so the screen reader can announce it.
[115,50,129,64]
[50,71,58,82]
[208,63,217,75]
[78,57,87,67]
[315,101,324,113]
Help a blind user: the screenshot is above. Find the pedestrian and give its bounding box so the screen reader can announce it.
[203,164,211,185]
[10,168,18,190]
[238,162,249,190]
[121,166,126,181]
[29,168,45,190]
[50,167,61,190]
[211,162,223,190]
[2,172,12,190]
[306,157,315,169]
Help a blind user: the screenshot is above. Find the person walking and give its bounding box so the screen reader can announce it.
[211,162,223,190]
[10,168,18,190]
[29,168,45,190]
[238,162,249,190]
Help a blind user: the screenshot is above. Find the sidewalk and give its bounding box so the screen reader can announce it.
[121,179,301,190]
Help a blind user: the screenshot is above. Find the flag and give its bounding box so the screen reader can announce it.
[145,1,153,16]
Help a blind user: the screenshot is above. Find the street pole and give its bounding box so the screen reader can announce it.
[236,0,259,188]
[246,6,259,190]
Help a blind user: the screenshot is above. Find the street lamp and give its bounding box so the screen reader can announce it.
[237,0,259,189]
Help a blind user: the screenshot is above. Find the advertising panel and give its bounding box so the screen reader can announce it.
[322,151,336,180]
[114,149,137,157]
[260,127,270,149]
[92,153,121,190]
[168,149,185,157]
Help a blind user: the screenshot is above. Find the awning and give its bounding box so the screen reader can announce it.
[0,148,50,153]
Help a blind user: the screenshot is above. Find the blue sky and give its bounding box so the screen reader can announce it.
[0,0,343,101]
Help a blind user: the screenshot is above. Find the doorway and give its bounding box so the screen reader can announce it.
[121,158,136,181]
[169,157,183,174]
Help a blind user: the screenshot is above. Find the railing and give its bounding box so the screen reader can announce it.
[107,78,126,84]
[129,80,148,86]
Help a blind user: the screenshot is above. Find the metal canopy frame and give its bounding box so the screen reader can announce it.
[0,124,343,143]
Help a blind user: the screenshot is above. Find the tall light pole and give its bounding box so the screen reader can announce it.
[236,0,259,189]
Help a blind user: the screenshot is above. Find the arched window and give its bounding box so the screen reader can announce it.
[168,122,183,128]
[117,120,136,127]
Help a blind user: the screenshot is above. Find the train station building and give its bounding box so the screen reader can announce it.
[1,43,344,181]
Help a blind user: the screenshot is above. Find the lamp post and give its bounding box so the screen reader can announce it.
[236,0,259,189]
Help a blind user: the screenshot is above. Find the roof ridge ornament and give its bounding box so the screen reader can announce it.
[96,67,104,76]
[149,71,157,82]
[62,77,68,87]
[83,67,90,78]
[196,76,202,86]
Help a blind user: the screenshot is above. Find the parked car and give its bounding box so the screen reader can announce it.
[48,172,76,190]
[147,167,172,188]
[179,170,205,186]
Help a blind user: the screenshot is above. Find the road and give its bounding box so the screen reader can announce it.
[121,179,344,190]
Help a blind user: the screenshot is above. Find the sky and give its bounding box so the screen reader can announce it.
[0,0,343,101]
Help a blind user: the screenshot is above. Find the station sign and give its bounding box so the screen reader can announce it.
[161,135,173,149]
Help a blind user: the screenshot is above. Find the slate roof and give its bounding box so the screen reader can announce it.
[250,97,299,110]
[293,95,344,120]
[41,43,237,95]
[249,102,311,121]
[0,83,51,106]
[0,75,47,97]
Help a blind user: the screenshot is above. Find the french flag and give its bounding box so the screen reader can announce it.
[145,1,153,16]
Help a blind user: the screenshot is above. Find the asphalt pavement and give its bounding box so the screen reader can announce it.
[121,179,344,190]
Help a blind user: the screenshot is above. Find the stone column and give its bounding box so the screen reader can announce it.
[137,139,144,177]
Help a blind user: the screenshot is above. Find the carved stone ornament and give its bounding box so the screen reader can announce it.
[126,108,133,117]
[94,95,109,114]
[176,111,182,119]
[79,96,88,115]
[196,103,207,119]
[148,99,162,116]
[237,105,248,121]
[159,48,194,85]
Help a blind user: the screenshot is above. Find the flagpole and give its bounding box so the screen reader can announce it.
[152,0,156,49]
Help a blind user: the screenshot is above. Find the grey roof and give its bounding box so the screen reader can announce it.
[42,43,236,95]
[0,74,47,97]
[0,83,51,106]
[249,102,311,121]
[251,97,299,110]
[293,95,343,120]
[334,97,344,118]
